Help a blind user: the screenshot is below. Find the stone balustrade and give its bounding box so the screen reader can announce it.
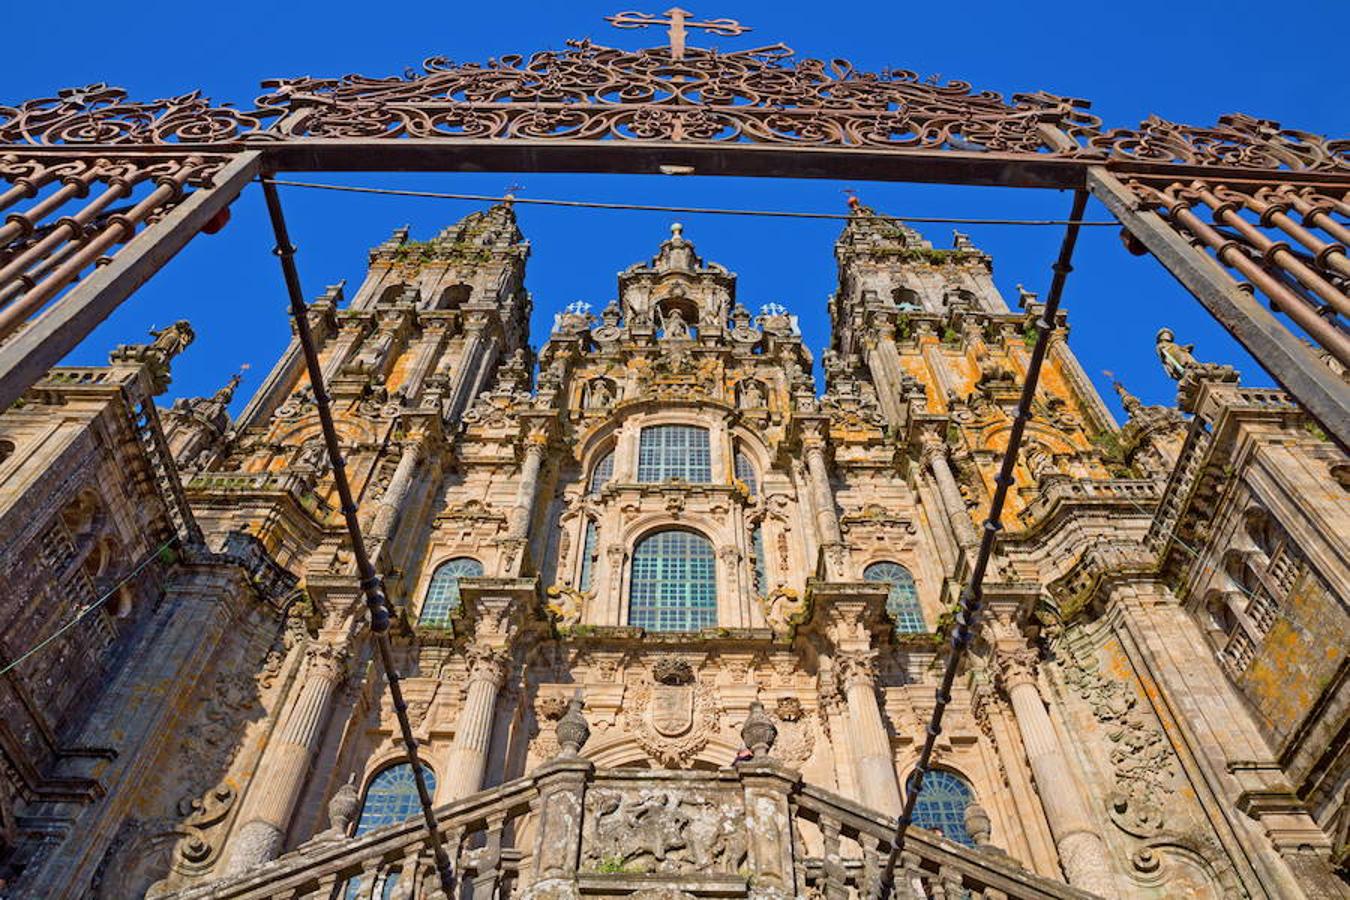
[168,762,1095,900]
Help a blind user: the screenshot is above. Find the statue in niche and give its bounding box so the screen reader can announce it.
[1155,327,1200,381]
[661,307,691,341]
[738,379,765,409]
[587,378,616,409]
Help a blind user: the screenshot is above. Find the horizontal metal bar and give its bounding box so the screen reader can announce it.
[6,140,1348,190]
[0,151,261,410]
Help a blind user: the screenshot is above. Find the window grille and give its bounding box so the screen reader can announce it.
[589,450,614,494]
[344,764,439,899]
[908,770,976,846]
[353,764,436,836]
[637,425,711,483]
[628,530,717,632]
[864,562,925,633]
[579,519,599,591]
[735,450,758,496]
[417,557,483,627]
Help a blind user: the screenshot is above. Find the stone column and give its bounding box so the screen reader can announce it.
[921,431,979,552]
[369,440,424,542]
[996,646,1116,897]
[837,652,902,816]
[804,436,846,580]
[226,641,349,870]
[508,439,548,540]
[437,648,509,803]
[445,320,489,421]
[320,322,367,383]
[399,320,449,403]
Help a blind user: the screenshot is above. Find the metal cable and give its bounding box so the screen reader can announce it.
[0,538,177,678]
[873,189,1089,897]
[260,179,457,894]
[261,178,1118,227]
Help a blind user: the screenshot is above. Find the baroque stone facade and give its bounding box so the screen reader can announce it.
[0,202,1344,898]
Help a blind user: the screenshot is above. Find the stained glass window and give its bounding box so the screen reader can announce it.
[628,530,717,632]
[589,450,614,495]
[908,770,975,846]
[734,450,758,496]
[864,561,925,633]
[417,557,483,627]
[637,425,711,483]
[578,519,599,592]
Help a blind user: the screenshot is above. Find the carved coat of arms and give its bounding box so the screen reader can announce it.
[622,657,718,767]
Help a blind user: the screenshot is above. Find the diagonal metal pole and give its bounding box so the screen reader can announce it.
[872,190,1089,898]
[260,177,456,895]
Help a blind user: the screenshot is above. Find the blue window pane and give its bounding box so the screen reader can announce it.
[344,765,436,899]
[354,764,437,836]
[418,557,483,627]
[628,530,717,632]
[579,519,599,591]
[589,450,614,495]
[735,451,758,496]
[637,425,711,483]
[864,562,925,633]
[907,770,975,846]
[752,526,768,597]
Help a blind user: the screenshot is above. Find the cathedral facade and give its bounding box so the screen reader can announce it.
[0,202,1344,899]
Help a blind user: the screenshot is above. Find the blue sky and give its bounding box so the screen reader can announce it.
[5,0,1346,418]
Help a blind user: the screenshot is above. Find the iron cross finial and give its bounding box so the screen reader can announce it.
[605,8,751,60]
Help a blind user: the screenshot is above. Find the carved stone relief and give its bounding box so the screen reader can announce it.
[581,787,747,875]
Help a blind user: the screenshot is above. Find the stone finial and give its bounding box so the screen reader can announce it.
[554,692,590,758]
[1113,380,1143,417]
[327,777,360,837]
[964,801,992,847]
[740,701,778,758]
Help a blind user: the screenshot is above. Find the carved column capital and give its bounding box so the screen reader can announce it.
[465,646,510,689]
[303,641,350,683]
[835,650,878,689]
[994,645,1040,694]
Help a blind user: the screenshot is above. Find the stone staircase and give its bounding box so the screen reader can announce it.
[169,759,1095,899]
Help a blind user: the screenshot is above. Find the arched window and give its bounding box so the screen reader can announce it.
[418,557,483,627]
[864,562,925,633]
[629,530,717,632]
[353,764,437,836]
[578,519,599,592]
[589,450,615,495]
[637,425,711,483]
[908,770,975,846]
[734,450,758,496]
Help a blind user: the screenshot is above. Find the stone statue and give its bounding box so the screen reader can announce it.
[738,379,765,409]
[588,378,615,409]
[149,320,196,360]
[661,307,691,341]
[1155,327,1199,381]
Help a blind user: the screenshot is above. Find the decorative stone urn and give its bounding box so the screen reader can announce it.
[740,701,778,758]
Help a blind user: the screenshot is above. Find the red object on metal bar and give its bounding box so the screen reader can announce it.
[200,205,230,234]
